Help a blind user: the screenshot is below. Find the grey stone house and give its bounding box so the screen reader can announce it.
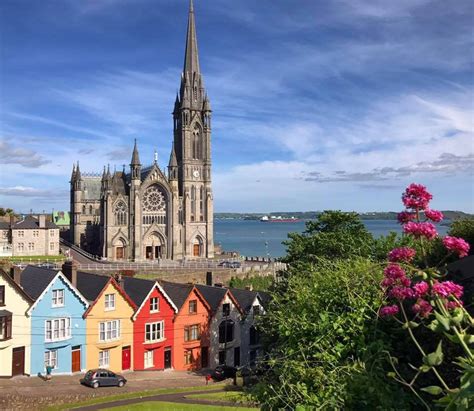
[70,1,214,261]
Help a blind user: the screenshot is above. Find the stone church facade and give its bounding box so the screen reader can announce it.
[70,1,214,261]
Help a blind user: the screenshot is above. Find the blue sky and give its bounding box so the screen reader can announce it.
[0,0,472,213]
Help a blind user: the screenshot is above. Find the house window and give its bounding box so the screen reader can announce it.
[52,289,64,307]
[18,231,24,238]
[145,321,164,342]
[50,242,55,251]
[44,350,57,369]
[222,303,230,317]
[189,300,197,314]
[50,229,55,236]
[99,320,120,342]
[1,231,7,239]
[45,318,71,342]
[0,314,12,341]
[18,243,24,251]
[150,297,160,313]
[184,324,200,342]
[184,350,193,365]
[28,242,35,251]
[218,350,226,365]
[253,305,261,316]
[144,350,154,368]
[218,320,234,344]
[250,326,260,345]
[33,230,39,237]
[99,350,110,368]
[104,294,115,311]
[0,285,4,306]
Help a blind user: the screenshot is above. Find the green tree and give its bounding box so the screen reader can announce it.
[448,218,474,255]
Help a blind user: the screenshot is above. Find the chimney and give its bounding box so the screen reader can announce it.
[114,273,125,289]
[38,214,46,228]
[214,282,223,288]
[11,265,23,285]
[245,285,253,291]
[9,214,15,227]
[206,271,213,286]
[62,260,78,287]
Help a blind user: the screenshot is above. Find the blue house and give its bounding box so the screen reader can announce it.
[20,266,89,375]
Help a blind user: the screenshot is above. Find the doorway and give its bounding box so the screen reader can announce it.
[200,346,208,369]
[146,246,153,259]
[155,246,162,259]
[234,347,240,367]
[116,247,124,260]
[122,346,131,371]
[12,347,25,376]
[164,347,172,369]
[71,346,81,373]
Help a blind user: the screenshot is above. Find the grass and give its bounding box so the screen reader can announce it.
[186,390,253,403]
[46,384,227,411]
[2,255,65,262]
[102,401,257,411]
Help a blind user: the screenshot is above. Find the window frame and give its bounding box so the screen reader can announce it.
[45,317,71,342]
[145,321,164,343]
[52,289,65,307]
[0,285,5,306]
[104,293,116,311]
[99,350,110,368]
[44,350,57,369]
[149,297,160,313]
[144,350,154,368]
[184,324,201,342]
[99,320,121,342]
[0,314,12,341]
[222,303,230,317]
[188,299,197,314]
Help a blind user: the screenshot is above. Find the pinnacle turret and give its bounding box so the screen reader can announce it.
[183,0,200,77]
[75,161,81,180]
[131,139,141,166]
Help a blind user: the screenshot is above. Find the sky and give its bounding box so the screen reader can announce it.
[0,0,473,213]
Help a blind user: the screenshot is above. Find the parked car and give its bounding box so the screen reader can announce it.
[218,261,231,268]
[80,369,127,389]
[229,261,241,268]
[213,365,237,381]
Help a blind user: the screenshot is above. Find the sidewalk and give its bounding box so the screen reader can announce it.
[0,370,213,411]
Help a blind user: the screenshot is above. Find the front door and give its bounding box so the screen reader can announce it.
[146,246,153,260]
[201,346,208,369]
[234,347,240,367]
[122,346,131,370]
[193,244,200,257]
[71,346,81,373]
[155,246,161,259]
[116,247,124,260]
[12,347,25,376]
[164,347,172,369]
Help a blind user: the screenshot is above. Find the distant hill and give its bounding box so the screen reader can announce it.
[214,211,473,221]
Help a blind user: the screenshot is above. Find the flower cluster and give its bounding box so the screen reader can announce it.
[397,211,416,224]
[424,209,443,222]
[380,305,399,317]
[388,247,416,263]
[402,183,433,210]
[403,222,438,240]
[412,299,432,317]
[443,236,470,258]
[432,281,463,299]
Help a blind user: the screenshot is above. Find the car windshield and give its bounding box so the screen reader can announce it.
[85,371,95,379]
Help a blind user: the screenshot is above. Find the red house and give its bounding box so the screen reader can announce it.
[123,277,178,371]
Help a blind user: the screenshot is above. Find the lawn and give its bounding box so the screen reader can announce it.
[186,390,254,404]
[2,255,65,262]
[103,401,257,411]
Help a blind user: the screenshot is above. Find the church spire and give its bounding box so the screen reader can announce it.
[183,0,200,76]
[131,139,141,166]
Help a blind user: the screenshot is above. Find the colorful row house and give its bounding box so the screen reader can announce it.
[0,263,270,377]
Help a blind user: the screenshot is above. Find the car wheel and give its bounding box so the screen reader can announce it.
[92,381,99,389]
[118,381,125,388]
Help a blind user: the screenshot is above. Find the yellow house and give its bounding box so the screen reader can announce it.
[82,277,136,372]
[0,270,33,377]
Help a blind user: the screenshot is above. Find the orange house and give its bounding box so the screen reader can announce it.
[160,282,211,371]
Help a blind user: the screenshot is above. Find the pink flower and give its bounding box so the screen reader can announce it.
[413,281,429,297]
[384,263,407,280]
[381,278,394,288]
[380,305,399,317]
[412,299,432,318]
[404,222,438,240]
[424,209,444,223]
[388,247,416,263]
[432,281,463,299]
[389,286,415,300]
[446,300,463,310]
[397,211,416,224]
[402,183,433,210]
[443,236,470,258]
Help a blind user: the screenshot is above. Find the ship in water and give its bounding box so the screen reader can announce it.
[260,215,302,223]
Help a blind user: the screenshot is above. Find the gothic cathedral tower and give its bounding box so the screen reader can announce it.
[171,0,214,258]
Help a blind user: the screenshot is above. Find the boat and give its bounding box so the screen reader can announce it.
[260,215,302,223]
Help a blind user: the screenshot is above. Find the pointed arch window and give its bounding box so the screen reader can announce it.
[192,126,201,160]
[114,201,127,226]
[191,185,196,221]
[199,186,204,220]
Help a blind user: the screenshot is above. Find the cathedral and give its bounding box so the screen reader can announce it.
[70,0,214,261]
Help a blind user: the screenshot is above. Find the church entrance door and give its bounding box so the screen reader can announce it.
[116,247,124,260]
[146,246,153,260]
[193,244,200,257]
[155,246,162,259]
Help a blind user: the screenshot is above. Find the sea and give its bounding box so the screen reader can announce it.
[214,219,450,258]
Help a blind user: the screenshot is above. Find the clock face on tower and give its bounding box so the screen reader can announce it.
[193,170,200,179]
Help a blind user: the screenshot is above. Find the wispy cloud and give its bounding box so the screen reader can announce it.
[0,140,51,168]
[0,186,68,198]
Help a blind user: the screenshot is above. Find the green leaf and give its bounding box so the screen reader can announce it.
[450,308,464,326]
[387,372,396,379]
[419,364,431,373]
[423,341,444,367]
[420,385,443,396]
[435,311,450,331]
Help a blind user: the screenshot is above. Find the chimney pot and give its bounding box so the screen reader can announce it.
[62,260,78,287]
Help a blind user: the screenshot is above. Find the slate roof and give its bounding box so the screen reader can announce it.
[13,215,57,230]
[195,284,227,312]
[71,271,110,302]
[122,276,155,307]
[160,281,194,310]
[19,265,60,300]
[229,288,259,314]
[0,221,10,229]
[0,269,33,303]
[82,176,102,200]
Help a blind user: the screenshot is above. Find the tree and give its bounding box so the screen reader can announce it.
[448,218,474,255]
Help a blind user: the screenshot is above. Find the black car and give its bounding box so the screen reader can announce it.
[80,369,127,389]
[213,365,237,381]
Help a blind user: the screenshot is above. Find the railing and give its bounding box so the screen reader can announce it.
[59,238,103,262]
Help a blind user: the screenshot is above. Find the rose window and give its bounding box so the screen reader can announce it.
[143,185,166,212]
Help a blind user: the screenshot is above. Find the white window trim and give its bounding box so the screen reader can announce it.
[52,289,65,307]
[145,321,165,343]
[44,350,58,369]
[98,320,121,343]
[144,350,154,368]
[150,297,160,313]
[44,318,71,342]
[99,350,110,368]
[104,294,116,311]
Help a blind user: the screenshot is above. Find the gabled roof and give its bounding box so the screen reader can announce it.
[0,221,10,229]
[0,269,33,304]
[195,284,227,312]
[13,215,57,230]
[83,277,137,317]
[258,291,272,309]
[20,266,60,300]
[160,281,210,313]
[228,288,261,314]
[72,271,110,302]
